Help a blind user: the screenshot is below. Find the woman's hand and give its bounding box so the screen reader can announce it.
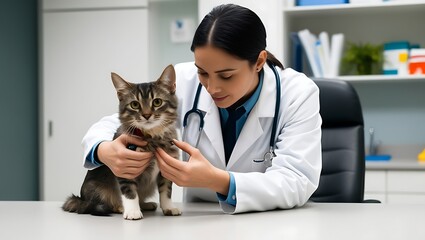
[156,139,230,195]
[97,134,153,179]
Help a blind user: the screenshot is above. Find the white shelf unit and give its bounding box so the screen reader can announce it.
[282,1,425,75]
[284,1,425,13]
[335,75,425,83]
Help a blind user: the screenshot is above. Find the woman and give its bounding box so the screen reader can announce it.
[82,4,322,214]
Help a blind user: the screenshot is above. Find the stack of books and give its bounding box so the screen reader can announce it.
[292,29,345,78]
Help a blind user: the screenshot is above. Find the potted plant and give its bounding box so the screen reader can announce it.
[341,42,383,75]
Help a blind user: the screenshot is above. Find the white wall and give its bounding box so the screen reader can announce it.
[148,0,198,80]
[198,0,283,63]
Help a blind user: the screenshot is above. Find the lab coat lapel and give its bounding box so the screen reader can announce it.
[197,88,226,166]
[227,65,277,169]
[226,106,263,168]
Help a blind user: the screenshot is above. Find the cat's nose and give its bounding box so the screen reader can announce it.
[142,114,152,120]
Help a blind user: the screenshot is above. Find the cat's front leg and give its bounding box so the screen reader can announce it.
[118,178,143,220]
[158,175,182,216]
[121,194,143,220]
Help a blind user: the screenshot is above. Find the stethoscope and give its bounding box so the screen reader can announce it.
[182,60,281,166]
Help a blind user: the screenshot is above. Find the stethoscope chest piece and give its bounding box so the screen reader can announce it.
[263,147,275,167]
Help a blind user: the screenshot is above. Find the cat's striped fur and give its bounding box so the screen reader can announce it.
[62,65,181,219]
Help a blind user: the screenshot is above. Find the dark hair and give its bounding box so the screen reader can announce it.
[191,4,284,69]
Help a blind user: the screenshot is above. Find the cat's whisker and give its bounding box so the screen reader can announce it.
[122,125,137,146]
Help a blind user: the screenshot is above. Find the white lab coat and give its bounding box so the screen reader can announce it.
[82,62,322,214]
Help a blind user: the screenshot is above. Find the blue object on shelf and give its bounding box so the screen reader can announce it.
[290,32,303,72]
[296,0,349,6]
[366,155,392,161]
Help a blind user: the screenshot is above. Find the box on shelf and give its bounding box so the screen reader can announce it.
[383,41,410,75]
[296,0,349,6]
[409,48,425,75]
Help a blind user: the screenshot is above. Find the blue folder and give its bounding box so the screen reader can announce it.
[290,32,303,72]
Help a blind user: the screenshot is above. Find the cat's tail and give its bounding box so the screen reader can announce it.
[62,194,112,216]
[62,194,90,213]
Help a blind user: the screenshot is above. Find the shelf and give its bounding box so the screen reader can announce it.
[284,1,425,16]
[334,75,425,83]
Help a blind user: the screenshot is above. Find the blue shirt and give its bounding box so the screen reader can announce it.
[86,141,103,168]
[217,70,264,206]
[218,71,264,140]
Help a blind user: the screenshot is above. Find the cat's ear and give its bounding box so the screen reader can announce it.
[111,72,132,100]
[157,65,176,94]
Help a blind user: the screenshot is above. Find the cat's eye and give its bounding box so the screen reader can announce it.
[152,98,163,107]
[129,101,140,110]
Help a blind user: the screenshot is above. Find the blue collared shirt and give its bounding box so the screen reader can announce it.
[218,71,264,140]
[217,70,264,206]
[86,141,103,168]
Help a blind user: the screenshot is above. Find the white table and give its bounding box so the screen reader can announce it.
[1,201,424,239]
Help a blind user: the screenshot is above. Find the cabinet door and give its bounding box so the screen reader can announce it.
[41,8,148,200]
[387,171,425,193]
[365,170,386,192]
[364,170,386,203]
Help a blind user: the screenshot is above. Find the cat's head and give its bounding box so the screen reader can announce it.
[111,65,177,137]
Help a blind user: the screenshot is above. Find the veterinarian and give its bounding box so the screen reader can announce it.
[82,4,322,214]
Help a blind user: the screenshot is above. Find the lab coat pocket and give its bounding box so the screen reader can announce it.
[252,159,267,173]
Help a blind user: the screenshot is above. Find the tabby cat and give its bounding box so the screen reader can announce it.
[62,65,181,220]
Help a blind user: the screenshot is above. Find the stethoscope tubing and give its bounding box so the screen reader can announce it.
[267,60,281,151]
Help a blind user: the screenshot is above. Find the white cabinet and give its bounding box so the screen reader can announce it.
[365,170,387,203]
[387,170,425,203]
[365,169,425,204]
[40,0,148,200]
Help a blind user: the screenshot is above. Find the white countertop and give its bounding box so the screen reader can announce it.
[365,145,425,171]
[1,201,425,240]
[366,159,425,170]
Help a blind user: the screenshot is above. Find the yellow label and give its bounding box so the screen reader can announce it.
[399,53,408,62]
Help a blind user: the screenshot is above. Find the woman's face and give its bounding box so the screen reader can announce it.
[194,45,261,109]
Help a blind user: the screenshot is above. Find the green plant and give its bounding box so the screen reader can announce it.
[341,42,383,75]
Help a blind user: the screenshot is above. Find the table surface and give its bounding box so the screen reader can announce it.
[1,201,424,240]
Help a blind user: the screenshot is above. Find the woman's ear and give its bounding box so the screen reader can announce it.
[255,50,268,72]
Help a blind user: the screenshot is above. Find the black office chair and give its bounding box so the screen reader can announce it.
[310,79,366,203]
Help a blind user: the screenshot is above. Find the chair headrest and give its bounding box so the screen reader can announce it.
[314,79,364,128]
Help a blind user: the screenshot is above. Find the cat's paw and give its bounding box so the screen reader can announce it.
[162,207,182,216]
[123,209,143,220]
